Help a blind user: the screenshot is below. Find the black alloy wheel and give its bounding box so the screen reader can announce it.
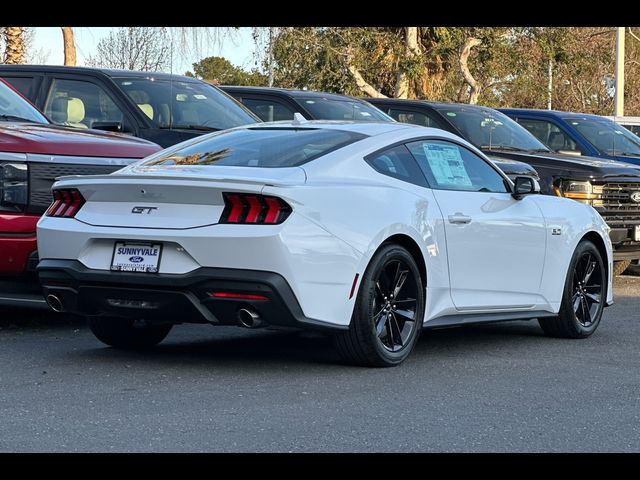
[334,244,425,367]
[539,240,606,338]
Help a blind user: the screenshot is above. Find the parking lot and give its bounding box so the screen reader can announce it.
[0,275,639,453]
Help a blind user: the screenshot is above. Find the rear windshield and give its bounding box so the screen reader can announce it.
[140,128,367,168]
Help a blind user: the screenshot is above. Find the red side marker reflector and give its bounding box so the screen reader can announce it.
[349,273,360,299]
[210,292,269,301]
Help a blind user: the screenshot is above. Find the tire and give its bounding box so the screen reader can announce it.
[88,316,172,350]
[539,240,606,339]
[612,259,632,276]
[624,260,640,277]
[334,244,425,367]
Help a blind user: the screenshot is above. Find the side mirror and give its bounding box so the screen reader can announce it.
[512,176,540,200]
[91,121,126,133]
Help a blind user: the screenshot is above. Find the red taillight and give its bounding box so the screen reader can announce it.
[220,192,292,225]
[45,188,85,218]
[209,292,270,301]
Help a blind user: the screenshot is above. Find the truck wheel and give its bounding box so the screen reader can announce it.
[539,240,605,338]
[88,316,172,350]
[612,260,631,276]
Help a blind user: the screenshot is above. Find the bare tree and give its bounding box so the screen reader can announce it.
[86,27,171,71]
[459,37,482,104]
[61,27,76,66]
[2,27,25,64]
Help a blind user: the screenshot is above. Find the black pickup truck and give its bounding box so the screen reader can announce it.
[369,98,640,275]
[0,65,259,148]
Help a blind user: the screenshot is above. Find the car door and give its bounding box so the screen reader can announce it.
[234,95,298,122]
[406,138,547,311]
[513,116,586,155]
[41,75,137,134]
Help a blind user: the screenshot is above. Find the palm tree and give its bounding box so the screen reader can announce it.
[2,27,25,64]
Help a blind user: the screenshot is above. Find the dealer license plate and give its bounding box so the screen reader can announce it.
[111,242,162,273]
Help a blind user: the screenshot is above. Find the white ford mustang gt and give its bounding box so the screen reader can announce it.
[37,121,613,367]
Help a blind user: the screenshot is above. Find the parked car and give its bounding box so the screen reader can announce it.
[368,98,640,275]
[224,86,538,181]
[0,65,260,148]
[499,108,640,166]
[0,78,161,308]
[220,86,393,122]
[37,121,612,366]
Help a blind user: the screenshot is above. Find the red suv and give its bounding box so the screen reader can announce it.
[0,79,161,308]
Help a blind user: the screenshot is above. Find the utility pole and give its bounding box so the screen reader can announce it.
[614,27,625,117]
[267,27,275,87]
[547,58,553,110]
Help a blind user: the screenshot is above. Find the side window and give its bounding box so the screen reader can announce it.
[516,118,580,153]
[2,76,34,98]
[240,97,296,122]
[388,108,445,129]
[365,144,427,187]
[44,78,125,129]
[406,139,508,193]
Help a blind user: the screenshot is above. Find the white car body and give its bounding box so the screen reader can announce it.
[37,121,613,333]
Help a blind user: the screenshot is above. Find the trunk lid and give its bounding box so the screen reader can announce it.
[54,166,305,229]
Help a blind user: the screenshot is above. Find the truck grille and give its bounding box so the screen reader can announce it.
[596,182,640,227]
[28,162,122,213]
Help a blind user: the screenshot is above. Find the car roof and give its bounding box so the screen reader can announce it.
[367,97,501,112]
[221,85,371,102]
[240,119,452,137]
[0,64,200,83]
[498,107,607,120]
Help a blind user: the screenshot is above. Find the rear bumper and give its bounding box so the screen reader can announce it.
[37,259,347,332]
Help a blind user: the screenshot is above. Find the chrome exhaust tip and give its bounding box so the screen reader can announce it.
[45,294,63,313]
[237,308,265,328]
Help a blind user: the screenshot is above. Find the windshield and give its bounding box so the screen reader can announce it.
[139,127,367,168]
[436,107,548,151]
[114,77,259,131]
[297,97,392,122]
[565,117,640,156]
[0,81,48,124]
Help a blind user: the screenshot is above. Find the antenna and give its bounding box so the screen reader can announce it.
[169,33,174,130]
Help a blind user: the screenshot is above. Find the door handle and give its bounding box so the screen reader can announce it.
[448,213,472,224]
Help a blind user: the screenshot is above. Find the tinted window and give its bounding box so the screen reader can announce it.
[516,118,580,152]
[140,128,366,168]
[388,108,444,128]
[240,97,296,122]
[564,117,640,156]
[365,145,427,187]
[297,97,392,121]
[437,107,548,152]
[44,78,125,129]
[115,77,258,130]
[0,80,48,124]
[2,76,33,98]
[406,139,508,193]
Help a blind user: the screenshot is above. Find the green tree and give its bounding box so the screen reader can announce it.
[186,56,267,86]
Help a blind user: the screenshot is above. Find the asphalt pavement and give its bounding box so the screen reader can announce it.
[1,276,639,452]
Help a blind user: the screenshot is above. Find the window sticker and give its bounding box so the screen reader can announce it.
[423,144,472,187]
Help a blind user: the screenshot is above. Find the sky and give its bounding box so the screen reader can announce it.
[30,27,259,75]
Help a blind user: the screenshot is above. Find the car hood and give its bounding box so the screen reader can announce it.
[0,122,160,158]
[484,149,640,178]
